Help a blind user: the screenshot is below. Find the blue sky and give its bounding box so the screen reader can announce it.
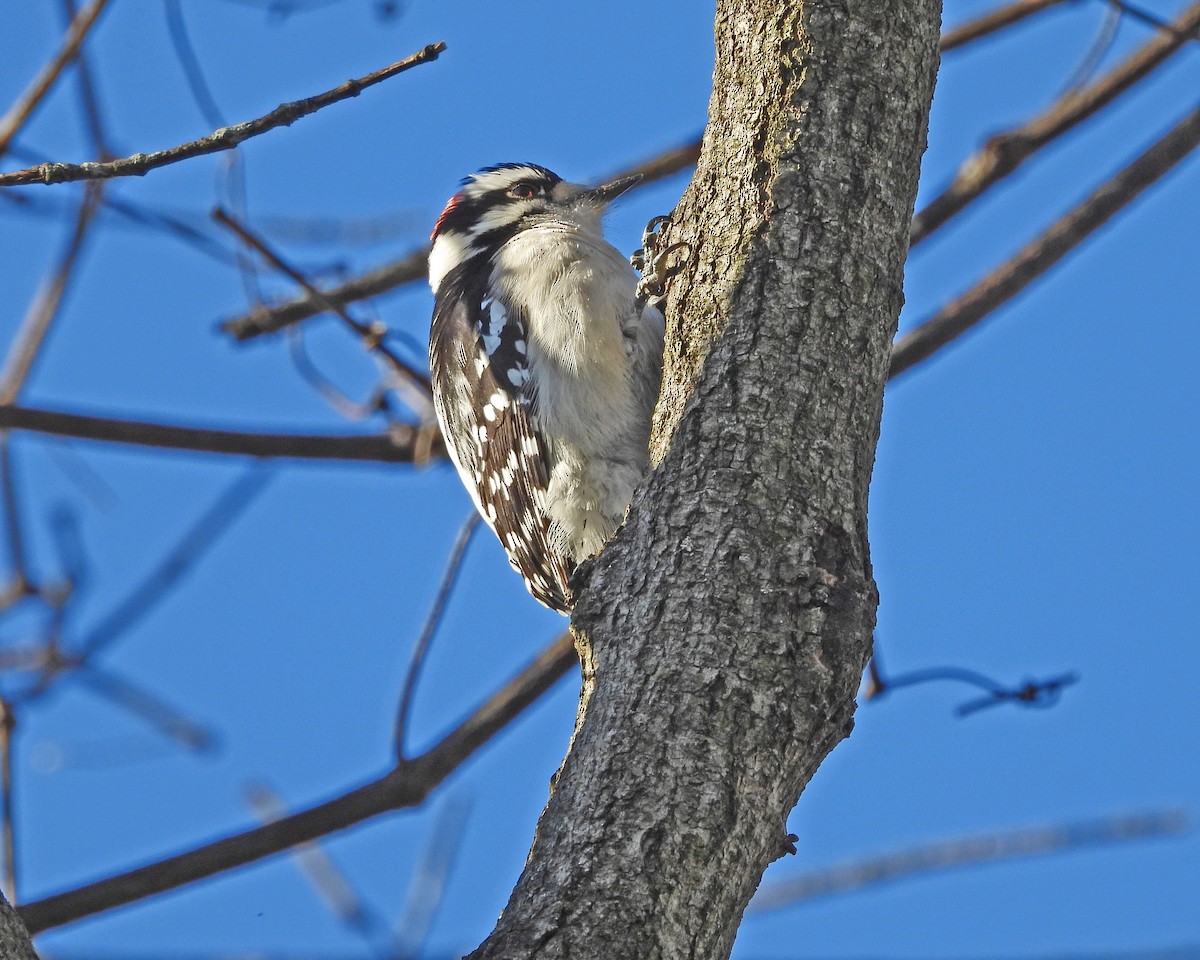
[2,1,1198,957]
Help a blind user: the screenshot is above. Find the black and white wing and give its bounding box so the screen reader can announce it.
[429,279,573,613]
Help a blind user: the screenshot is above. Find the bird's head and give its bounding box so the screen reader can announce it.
[428,163,640,293]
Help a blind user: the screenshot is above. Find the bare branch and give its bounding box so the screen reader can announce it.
[19,633,576,933]
[392,798,471,959]
[893,102,1200,378]
[0,439,34,606]
[244,782,383,937]
[940,0,1069,52]
[864,655,1080,716]
[0,404,444,463]
[223,244,430,341]
[0,43,447,187]
[394,512,482,757]
[1108,0,1200,39]
[74,468,273,659]
[211,208,434,413]
[0,183,102,403]
[749,809,1190,912]
[911,1,1200,246]
[164,0,226,128]
[0,0,112,158]
[70,667,216,751]
[59,0,113,159]
[219,140,703,341]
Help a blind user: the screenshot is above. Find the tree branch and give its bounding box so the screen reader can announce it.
[940,0,1069,52]
[0,404,444,462]
[748,809,1189,912]
[222,245,432,341]
[911,0,1200,246]
[211,207,434,414]
[0,43,446,187]
[0,0,111,159]
[892,102,1200,378]
[19,633,576,934]
[0,184,102,403]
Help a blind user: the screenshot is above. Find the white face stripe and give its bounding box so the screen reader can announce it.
[461,165,559,198]
[428,231,475,293]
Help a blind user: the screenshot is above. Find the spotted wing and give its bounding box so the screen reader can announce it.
[429,285,572,612]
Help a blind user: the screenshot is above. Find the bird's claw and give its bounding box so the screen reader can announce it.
[632,214,688,314]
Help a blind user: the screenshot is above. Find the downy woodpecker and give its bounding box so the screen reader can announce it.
[428,164,664,613]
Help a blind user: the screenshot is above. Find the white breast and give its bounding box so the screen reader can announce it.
[490,220,664,561]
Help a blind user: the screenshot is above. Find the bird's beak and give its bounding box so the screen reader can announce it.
[580,174,642,206]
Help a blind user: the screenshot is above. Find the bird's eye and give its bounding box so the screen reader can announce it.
[509,182,543,200]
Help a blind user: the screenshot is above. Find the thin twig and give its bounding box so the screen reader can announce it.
[0,151,237,263]
[911,0,1200,246]
[0,182,103,404]
[0,404,444,463]
[394,512,482,758]
[748,809,1190,912]
[1059,3,1122,96]
[0,438,33,606]
[940,0,1070,52]
[20,632,577,933]
[69,667,216,751]
[1108,0,1200,39]
[244,782,383,937]
[865,656,1080,716]
[223,245,432,341]
[391,797,471,960]
[893,102,1200,377]
[286,327,393,422]
[163,0,226,127]
[211,207,434,415]
[0,0,112,159]
[59,0,113,159]
[0,43,447,187]
[74,468,273,660]
[219,139,704,340]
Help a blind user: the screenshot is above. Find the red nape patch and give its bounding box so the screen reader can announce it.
[431,192,463,241]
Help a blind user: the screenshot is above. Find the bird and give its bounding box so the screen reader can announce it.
[428,163,664,613]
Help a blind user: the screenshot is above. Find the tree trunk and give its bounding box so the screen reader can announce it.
[468,2,941,958]
[0,892,37,960]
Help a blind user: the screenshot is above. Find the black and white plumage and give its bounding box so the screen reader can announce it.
[428,164,664,613]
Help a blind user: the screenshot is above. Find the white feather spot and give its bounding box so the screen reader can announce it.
[491,301,508,335]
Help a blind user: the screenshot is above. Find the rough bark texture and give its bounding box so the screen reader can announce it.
[0,893,37,960]
[468,2,941,959]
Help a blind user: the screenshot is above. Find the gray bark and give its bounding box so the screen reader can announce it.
[0,893,37,960]
[468,2,941,958]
